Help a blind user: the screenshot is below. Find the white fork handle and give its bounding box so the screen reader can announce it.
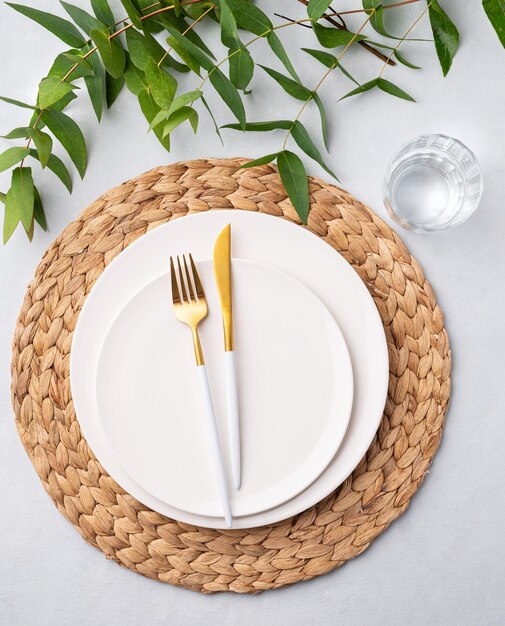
[196,364,232,528]
[225,351,241,490]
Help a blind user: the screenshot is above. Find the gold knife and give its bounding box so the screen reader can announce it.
[213,224,241,489]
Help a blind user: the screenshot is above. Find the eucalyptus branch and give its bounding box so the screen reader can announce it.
[378,3,431,77]
[295,0,424,65]
[0,0,474,242]
[158,4,215,68]
[282,10,375,150]
[20,0,209,168]
[197,18,313,93]
[62,0,205,83]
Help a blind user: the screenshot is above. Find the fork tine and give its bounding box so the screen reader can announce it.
[170,257,181,304]
[183,255,197,302]
[189,254,205,299]
[176,255,188,303]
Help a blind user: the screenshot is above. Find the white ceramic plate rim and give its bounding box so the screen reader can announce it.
[71,210,389,529]
[95,258,354,517]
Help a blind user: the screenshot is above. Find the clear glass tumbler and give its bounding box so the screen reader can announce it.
[383,134,483,232]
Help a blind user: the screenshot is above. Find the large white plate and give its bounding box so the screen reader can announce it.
[96,258,353,518]
[71,210,389,529]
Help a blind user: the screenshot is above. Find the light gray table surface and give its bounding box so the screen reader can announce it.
[1,1,504,625]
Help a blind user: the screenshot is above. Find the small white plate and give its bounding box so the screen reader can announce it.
[71,210,389,529]
[96,259,353,518]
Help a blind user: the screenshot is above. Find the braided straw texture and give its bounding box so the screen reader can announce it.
[11,158,450,594]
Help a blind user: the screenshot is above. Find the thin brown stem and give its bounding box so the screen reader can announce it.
[275,13,312,28]
[295,0,397,66]
[297,0,420,17]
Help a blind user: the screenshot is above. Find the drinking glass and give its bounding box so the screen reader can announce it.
[383,134,483,232]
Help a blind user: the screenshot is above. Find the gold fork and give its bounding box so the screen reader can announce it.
[169,254,232,528]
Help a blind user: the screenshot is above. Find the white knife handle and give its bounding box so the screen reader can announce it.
[196,364,232,528]
[225,351,241,490]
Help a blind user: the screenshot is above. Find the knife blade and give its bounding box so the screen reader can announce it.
[213,224,233,351]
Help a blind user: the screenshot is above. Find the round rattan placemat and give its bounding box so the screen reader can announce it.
[11,157,451,594]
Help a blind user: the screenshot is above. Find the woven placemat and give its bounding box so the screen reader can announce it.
[11,157,451,594]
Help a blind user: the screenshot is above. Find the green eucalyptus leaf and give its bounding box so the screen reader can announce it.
[106,74,124,108]
[29,149,72,192]
[7,3,86,47]
[1,127,30,139]
[60,1,105,36]
[394,50,421,70]
[63,51,94,76]
[150,90,203,131]
[226,0,271,35]
[218,0,253,91]
[91,29,126,79]
[229,46,254,92]
[126,28,153,70]
[223,120,291,131]
[307,0,333,21]
[33,186,47,230]
[0,96,36,110]
[0,146,30,173]
[85,50,105,120]
[37,76,78,110]
[166,35,201,74]
[340,78,379,100]
[291,121,337,179]
[201,95,223,144]
[209,69,246,128]
[32,93,77,128]
[219,0,241,49]
[259,65,312,101]
[277,150,309,224]
[483,0,505,48]
[49,50,91,80]
[91,0,115,27]
[41,109,87,178]
[145,59,177,110]
[27,128,53,168]
[157,12,216,59]
[162,53,191,74]
[162,106,198,137]
[120,0,142,28]
[240,153,279,169]
[182,0,214,20]
[377,78,415,101]
[124,59,148,95]
[138,89,171,151]
[313,23,367,48]
[312,92,329,151]
[9,166,34,232]
[3,188,20,243]
[362,1,399,39]
[267,32,300,82]
[0,192,6,204]
[302,48,360,84]
[169,89,203,114]
[165,26,214,71]
[429,0,460,76]
[127,28,182,72]
[148,109,169,130]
